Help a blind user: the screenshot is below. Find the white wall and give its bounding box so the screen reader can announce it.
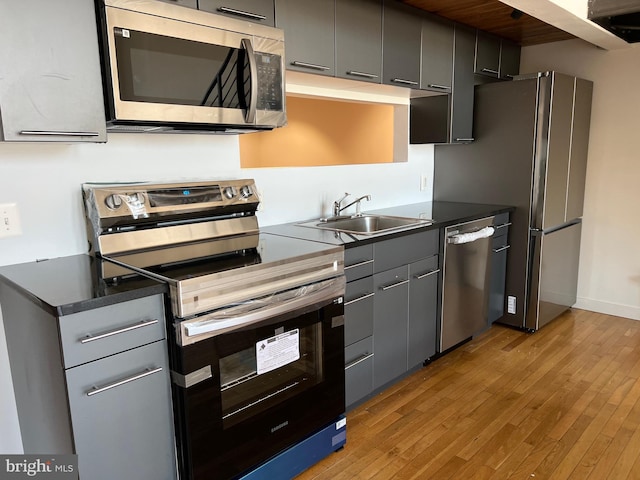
[0,131,434,452]
[521,39,640,321]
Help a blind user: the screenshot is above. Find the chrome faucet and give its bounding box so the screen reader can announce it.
[334,193,371,217]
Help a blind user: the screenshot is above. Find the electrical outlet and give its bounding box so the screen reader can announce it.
[420,174,429,191]
[0,203,22,238]
[507,296,516,314]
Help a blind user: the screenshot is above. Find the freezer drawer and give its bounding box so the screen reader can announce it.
[440,216,495,351]
[527,220,582,330]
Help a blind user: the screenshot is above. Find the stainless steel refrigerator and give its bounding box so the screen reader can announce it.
[433,71,593,331]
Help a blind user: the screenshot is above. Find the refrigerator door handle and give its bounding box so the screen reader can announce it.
[531,218,582,236]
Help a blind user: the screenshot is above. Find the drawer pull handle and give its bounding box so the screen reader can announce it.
[492,245,511,253]
[495,222,512,229]
[217,6,267,20]
[381,279,409,291]
[344,292,374,306]
[80,319,159,344]
[415,268,440,280]
[86,367,163,397]
[291,61,331,71]
[347,71,379,79]
[454,138,475,143]
[391,78,418,86]
[345,352,374,370]
[345,259,373,270]
[20,130,101,137]
[427,84,451,91]
[481,68,499,76]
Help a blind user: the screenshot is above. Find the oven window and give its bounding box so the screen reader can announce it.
[114,28,250,109]
[219,323,323,429]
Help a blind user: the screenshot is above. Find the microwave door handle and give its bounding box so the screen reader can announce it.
[241,38,258,124]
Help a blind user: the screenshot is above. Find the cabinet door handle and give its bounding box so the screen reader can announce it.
[380,279,409,291]
[86,367,163,397]
[414,268,440,280]
[291,61,331,71]
[217,6,266,20]
[495,222,512,229]
[454,138,475,143]
[347,71,379,79]
[344,292,374,306]
[19,130,101,137]
[492,245,510,253]
[427,84,451,91]
[345,352,374,370]
[481,68,499,76]
[345,259,373,270]
[80,319,159,344]
[391,78,418,86]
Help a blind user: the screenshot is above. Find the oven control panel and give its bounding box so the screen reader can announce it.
[83,179,259,223]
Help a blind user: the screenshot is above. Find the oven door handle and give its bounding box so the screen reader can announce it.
[178,276,346,346]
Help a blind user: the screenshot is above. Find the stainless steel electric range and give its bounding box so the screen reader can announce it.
[82,179,347,480]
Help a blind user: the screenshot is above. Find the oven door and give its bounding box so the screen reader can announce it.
[169,277,346,480]
[102,2,285,128]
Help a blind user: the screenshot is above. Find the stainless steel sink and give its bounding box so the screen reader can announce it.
[298,215,432,235]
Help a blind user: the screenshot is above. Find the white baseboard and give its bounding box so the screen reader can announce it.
[574,297,640,321]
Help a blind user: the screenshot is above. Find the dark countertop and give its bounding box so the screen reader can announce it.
[263,201,514,247]
[0,254,167,317]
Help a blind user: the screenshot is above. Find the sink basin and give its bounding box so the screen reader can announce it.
[298,215,432,235]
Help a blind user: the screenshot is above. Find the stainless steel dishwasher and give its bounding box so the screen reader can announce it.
[440,216,496,351]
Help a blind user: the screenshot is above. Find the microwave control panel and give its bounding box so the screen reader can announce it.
[255,53,283,112]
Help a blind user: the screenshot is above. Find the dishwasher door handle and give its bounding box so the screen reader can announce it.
[447,226,495,244]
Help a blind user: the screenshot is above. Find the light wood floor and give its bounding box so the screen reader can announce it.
[296,308,640,480]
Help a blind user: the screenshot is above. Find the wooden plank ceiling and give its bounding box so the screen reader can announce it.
[401,0,576,46]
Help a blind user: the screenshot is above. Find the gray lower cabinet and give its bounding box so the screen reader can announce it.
[199,0,275,26]
[275,0,335,76]
[345,337,374,407]
[66,342,176,480]
[382,0,422,88]
[373,265,410,389]
[408,256,439,367]
[335,0,383,83]
[0,0,106,142]
[0,287,177,480]
[489,214,511,324]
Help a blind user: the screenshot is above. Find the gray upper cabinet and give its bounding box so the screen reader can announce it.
[475,30,501,78]
[499,39,521,79]
[382,1,422,88]
[451,24,476,143]
[275,0,335,76]
[199,0,275,26]
[335,0,383,83]
[0,0,106,142]
[420,15,454,92]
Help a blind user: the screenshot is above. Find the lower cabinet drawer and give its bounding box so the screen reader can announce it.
[65,341,176,480]
[345,336,374,408]
[345,276,374,346]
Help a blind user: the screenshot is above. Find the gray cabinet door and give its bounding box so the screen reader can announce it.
[345,276,375,346]
[499,39,521,79]
[475,30,501,78]
[275,0,335,76]
[408,256,439,367]
[382,1,421,87]
[199,0,275,26]
[66,341,176,480]
[0,0,106,142]
[373,265,409,389]
[345,336,374,408]
[336,0,383,83]
[451,24,476,143]
[421,15,454,92]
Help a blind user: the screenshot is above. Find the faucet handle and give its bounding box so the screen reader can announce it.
[335,192,350,205]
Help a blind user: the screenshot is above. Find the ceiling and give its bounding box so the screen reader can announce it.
[401,0,577,46]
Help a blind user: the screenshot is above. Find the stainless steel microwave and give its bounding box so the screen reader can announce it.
[96,0,286,133]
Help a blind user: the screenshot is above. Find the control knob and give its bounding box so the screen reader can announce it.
[105,194,123,210]
[223,186,236,199]
[239,185,253,198]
